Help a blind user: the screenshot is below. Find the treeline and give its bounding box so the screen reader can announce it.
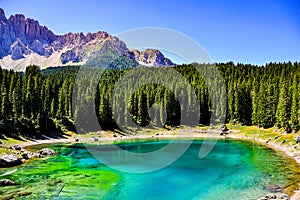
[0,66,78,136]
[220,62,299,132]
[0,62,299,136]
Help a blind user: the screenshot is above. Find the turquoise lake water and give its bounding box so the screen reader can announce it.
[0,139,299,199]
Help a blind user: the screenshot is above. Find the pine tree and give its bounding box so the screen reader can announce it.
[137,91,148,126]
[290,73,300,131]
[251,79,260,125]
[276,78,291,130]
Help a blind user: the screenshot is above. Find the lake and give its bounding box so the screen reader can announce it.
[1,139,299,199]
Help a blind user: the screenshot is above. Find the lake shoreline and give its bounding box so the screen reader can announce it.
[1,128,300,200]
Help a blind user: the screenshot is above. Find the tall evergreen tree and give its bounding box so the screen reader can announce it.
[290,72,300,131]
[276,77,291,130]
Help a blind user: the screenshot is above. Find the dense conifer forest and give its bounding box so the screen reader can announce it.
[0,62,299,136]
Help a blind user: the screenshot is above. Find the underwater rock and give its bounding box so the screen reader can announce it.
[266,185,283,193]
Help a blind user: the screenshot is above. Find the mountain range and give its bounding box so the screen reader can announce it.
[0,8,173,71]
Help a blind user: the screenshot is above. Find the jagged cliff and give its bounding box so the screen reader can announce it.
[0,8,173,70]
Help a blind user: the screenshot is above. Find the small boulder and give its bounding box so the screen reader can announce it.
[257,193,289,200]
[285,127,292,134]
[218,124,228,132]
[295,135,300,143]
[220,132,227,136]
[13,145,22,151]
[38,154,44,158]
[21,154,29,160]
[0,154,23,168]
[27,152,37,158]
[0,179,17,186]
[37,148,55,156]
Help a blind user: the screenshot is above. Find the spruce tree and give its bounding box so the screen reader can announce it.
[290,73,300,131]
[276,77,291,130]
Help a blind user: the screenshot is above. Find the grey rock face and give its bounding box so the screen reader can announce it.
[0,8,6,20]
[10,39,30,60]
[29,40,45,55]
[130,49,173,66]
[0,9,174,69]
[61,50,82,64]
[0,11,56,60]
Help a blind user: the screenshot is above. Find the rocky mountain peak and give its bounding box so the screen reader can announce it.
[131,49,173,66]
[0,9,174,70]
[0,8,6,19]
[0,11,57,61]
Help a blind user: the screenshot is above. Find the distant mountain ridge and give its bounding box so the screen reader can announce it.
[0,8,173,71]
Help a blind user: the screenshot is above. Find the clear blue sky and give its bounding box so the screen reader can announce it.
[0,0,299,65]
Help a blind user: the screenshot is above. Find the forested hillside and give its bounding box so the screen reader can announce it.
[0,62,299,136]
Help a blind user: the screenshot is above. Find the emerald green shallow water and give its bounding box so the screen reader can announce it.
[1,139,300,200]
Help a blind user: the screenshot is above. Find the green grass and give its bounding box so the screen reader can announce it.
[227,124,298,146]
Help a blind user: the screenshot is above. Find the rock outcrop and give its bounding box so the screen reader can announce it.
[257,193,289,200]
[218,124,228,132]
[0,154,23,168]
[37,148,55,156]
[129,49,173,66]
[0,9,57,60]
[0,179,18,186]
[0,8,173,70]
[295,135,300,143]
[11,145,22,151]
